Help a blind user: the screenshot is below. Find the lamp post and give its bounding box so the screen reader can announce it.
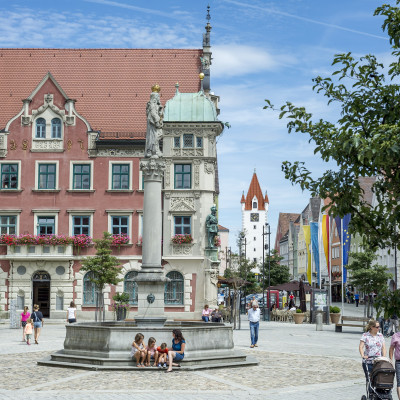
[262,224,266,320]
[266,223,271,321]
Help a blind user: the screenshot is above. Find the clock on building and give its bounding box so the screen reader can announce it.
[250,213,259,222]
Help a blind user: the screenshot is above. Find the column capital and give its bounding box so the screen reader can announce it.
[140,158,166,180]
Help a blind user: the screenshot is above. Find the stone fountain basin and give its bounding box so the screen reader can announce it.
[38,321,258,370]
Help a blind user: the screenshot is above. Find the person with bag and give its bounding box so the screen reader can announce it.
[20,306,30,342]
[31,304,43,344]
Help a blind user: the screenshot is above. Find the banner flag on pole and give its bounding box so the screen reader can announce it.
[322,215,330,274]
[334,214,351,283]
[310,222,320,285]
[303,225,312,285]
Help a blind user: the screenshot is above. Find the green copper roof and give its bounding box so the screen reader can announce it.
[164,86,218,122]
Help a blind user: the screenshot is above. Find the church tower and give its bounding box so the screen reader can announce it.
[241,171,269,271]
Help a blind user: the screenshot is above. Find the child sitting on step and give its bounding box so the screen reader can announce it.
[131,333,146,367]
[157,342,169,368]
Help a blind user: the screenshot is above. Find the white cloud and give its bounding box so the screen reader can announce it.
[212,44,297,78]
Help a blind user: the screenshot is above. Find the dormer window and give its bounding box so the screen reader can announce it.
[51,118,62,138]
[36,118,46,138]
[253,201,257,209]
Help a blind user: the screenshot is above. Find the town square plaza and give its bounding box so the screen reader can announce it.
[0,304,375,400]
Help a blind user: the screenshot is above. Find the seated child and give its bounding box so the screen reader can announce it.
[131,333,146,367]
[146,337,159,367]
[157,342,169,368]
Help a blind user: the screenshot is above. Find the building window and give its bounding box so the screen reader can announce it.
[51,118,62,138]
[254,225,256,229]
[0,215,17,234]
[254,237,256,241]
[112,164,130,189]
[111,216,129,235]
[73,164,91,190]
[253,258,257,263]
[164,271,184,305]
[124,271,138,305]
[174,137,180,148]
[17,294,25,309]
[83,271,99,305]
[72,216,90,236]
[196,136,203,148]
[38,163,56,189]
[37,216,55,235]
[253,201,257,209]
[1,164,18,189]
[56,293,64,310]
[254,248,256,252]
[183,134,194,148]
[174,164,191,189]
[36,118,46,138]
[174,216,191,235]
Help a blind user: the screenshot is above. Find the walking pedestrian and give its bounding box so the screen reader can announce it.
[389,314,399,336]
[389,328,400,399]
[355,293,360,307]
[31,304,44,344]
[20,306,30,342]
[248,301,260,348]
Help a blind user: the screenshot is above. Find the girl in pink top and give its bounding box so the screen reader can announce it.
[146,337,159,367]
[20,306,30,342]
[202,304,211,322]
[24,318,33,345]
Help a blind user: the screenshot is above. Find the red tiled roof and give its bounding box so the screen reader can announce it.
[240,192,245,203]
[0,49,202,134]
[274,212,301,251]
[244,172,265,211]
[218,224,229,232]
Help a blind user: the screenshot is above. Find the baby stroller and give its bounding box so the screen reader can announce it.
[361,357,395,400]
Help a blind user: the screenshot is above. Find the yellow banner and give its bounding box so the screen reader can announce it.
[322,215,330,274]
[303,225,312,285]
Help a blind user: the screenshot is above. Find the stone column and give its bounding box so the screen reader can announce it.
[135,158,167,326]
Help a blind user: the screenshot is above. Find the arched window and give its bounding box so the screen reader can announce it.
[36,118,46,138]
[164,271,184,305]
[124,271,138,305]
[83,271,99,305]
[253,201,257,209]
[51,118,62,138]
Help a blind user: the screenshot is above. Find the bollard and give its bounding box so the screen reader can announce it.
[316,310,323,331]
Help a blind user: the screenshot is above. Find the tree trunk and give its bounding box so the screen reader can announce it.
[95,291,105,322]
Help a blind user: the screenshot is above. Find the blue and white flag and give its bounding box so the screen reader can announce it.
[310,222,320,285]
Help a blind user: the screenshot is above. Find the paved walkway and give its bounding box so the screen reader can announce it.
[0,302,389,400]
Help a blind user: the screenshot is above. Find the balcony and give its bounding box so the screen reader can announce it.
[6,245,73,260]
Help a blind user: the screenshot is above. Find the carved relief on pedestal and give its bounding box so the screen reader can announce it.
[196,149,204,157]
[21,116,31,126]
[182,149,195,157]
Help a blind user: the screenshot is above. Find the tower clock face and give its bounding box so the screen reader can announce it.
[250,213,259,222]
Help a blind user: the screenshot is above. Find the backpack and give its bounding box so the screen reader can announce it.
[32,311,40,322]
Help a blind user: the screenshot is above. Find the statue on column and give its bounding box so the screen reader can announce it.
[206,205,218,248]
[145,84,163,158]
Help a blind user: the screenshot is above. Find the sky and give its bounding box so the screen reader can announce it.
[0,0,394,249]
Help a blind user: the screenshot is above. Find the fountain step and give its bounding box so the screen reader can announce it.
[38,356,258,371]
[38,351,258,370]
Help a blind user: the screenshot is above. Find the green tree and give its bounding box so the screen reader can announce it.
[346,250,392,317]
[81,232,122,321]
[262,250,288,287]
[375,288,400,320]
[264,1,400,251]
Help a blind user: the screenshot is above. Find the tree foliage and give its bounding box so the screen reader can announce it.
[262,250,288,287]
[80,232,122,291]
[264,1,400,250]
[375,288,400,319]
[346,251,392,294]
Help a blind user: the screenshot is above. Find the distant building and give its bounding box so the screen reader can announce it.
[240,171,269,272]
[217,224,230,276]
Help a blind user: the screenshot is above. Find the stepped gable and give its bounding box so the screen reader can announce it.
[0,48,202,134]
[244,172,265,211]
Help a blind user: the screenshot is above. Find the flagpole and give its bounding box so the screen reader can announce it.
[328,215,332,310]
[341,218,344,316]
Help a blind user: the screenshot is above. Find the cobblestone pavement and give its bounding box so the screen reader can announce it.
[0,303,387,400]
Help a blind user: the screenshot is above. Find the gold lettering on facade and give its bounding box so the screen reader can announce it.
[67,140,72,150]
[9,140,17,150]
[22,139,28,151]
[78,139,84,150]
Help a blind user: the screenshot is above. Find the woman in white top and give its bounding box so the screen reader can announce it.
[66,301,77,323]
